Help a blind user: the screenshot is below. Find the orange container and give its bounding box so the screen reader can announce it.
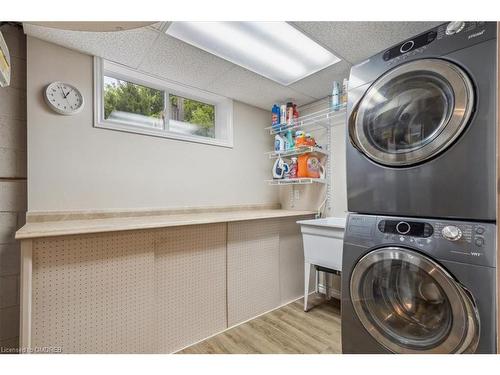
[295,131,306,147]
[306,136,316,146]
[298,153,322,178]
[297,154,309,177]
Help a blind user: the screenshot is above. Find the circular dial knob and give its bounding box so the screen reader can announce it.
[442,225,462,241]
[396,221,411,234]
[446,21,466,35]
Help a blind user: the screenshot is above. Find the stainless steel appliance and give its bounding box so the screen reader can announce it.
[346,22,497,220]
[341,213,496,354]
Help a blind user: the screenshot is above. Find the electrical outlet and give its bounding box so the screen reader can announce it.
[294,189,300,201]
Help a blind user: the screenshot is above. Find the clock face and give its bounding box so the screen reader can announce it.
[44,81,84,115]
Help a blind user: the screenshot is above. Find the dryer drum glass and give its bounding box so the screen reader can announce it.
[350,248,479,353]
[351,59,474,167]
[363,72,454,154]
[360,259,453,349]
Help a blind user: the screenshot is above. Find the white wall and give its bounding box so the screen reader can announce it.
[27,37,278,212]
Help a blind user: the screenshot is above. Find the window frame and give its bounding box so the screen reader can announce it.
[94,57,233,148]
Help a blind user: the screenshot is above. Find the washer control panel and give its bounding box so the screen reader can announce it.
[378,219,433,237]
[441,225,462,241]
[345,214,497,268]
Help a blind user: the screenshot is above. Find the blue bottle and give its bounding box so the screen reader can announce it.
[272,105,280,131]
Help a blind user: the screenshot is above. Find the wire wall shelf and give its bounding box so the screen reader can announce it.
[265,104,347,135]
[266,178,327,186]
[265,146,328,159]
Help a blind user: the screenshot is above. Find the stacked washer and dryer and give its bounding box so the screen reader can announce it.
[341,22,497,354]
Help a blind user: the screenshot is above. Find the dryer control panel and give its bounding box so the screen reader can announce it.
[382,22,492,65]
[383,30,437,61]
[349,22,497,90]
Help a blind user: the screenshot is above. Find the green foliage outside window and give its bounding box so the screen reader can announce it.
[103,77,215,137]
[104,79,164,120]
[169,95,215,137]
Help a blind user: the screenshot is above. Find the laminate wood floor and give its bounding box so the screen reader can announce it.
[177,294,341,354]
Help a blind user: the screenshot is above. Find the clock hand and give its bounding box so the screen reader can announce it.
[58,84,72,107]
[58,85,69,98]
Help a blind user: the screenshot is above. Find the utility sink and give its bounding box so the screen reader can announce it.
[297,217,346,271]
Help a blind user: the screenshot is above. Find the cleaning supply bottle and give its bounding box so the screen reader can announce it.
[286,102,294,125]
[297,153,322,178]
[285,129,295,150]
[297,154,309,178]
[342,79,349,106]
[280,104,287,125]
[305,154,322,178]
[295,130,306,147]
[305,133,314,146]
[274,134,285,152]
[331,81,340,111]
[289,157,298,179]
[293,104,299,121]
[272,157,289,179]
[271,104,280,131]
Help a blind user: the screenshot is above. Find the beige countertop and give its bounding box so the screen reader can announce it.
[15,209,316,240]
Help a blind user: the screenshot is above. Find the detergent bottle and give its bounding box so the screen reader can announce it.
[331,81,340,111]
[288,157,298,179]
[295,131,306,147]
[271,104,280,131]
[298,153,323,178]
[285,129,295,150]
[272,157,289,179]
[274,134,285,152]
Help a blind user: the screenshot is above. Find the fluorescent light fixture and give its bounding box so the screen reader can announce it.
[166,22,341,86]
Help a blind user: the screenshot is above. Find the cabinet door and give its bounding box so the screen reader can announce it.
[31,230,156,353]
[227,219,280,327]
[155,223,227,353]
[279,216,311,304]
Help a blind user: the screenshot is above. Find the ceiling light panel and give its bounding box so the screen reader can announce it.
[166,22,341,86]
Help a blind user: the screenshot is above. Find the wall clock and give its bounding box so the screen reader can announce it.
[44,81,84,115]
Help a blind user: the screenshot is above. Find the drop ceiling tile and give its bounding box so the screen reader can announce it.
[289,60,352,99]
[292,21,442,64]
[23,23,160,68]
[206,66,317,110]
[138,32,237,89]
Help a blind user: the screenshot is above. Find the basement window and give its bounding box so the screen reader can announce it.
[103,76,165,130]
[94,58,233,147]
[169,94,216,138]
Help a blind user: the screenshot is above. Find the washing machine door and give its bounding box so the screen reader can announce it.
[350,247,479,353]
[349,59,474,167]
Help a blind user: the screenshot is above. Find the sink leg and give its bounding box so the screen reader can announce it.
[315,268,319,294]
[304,262,312,311]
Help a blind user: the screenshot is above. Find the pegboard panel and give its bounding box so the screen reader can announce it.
[279,216,313,304]
[31,230,156,353]
[227,219,280,327]
[155,223,227,353]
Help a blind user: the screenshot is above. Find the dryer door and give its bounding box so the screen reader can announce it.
[349,59,474,167]
[350,247,479,353]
